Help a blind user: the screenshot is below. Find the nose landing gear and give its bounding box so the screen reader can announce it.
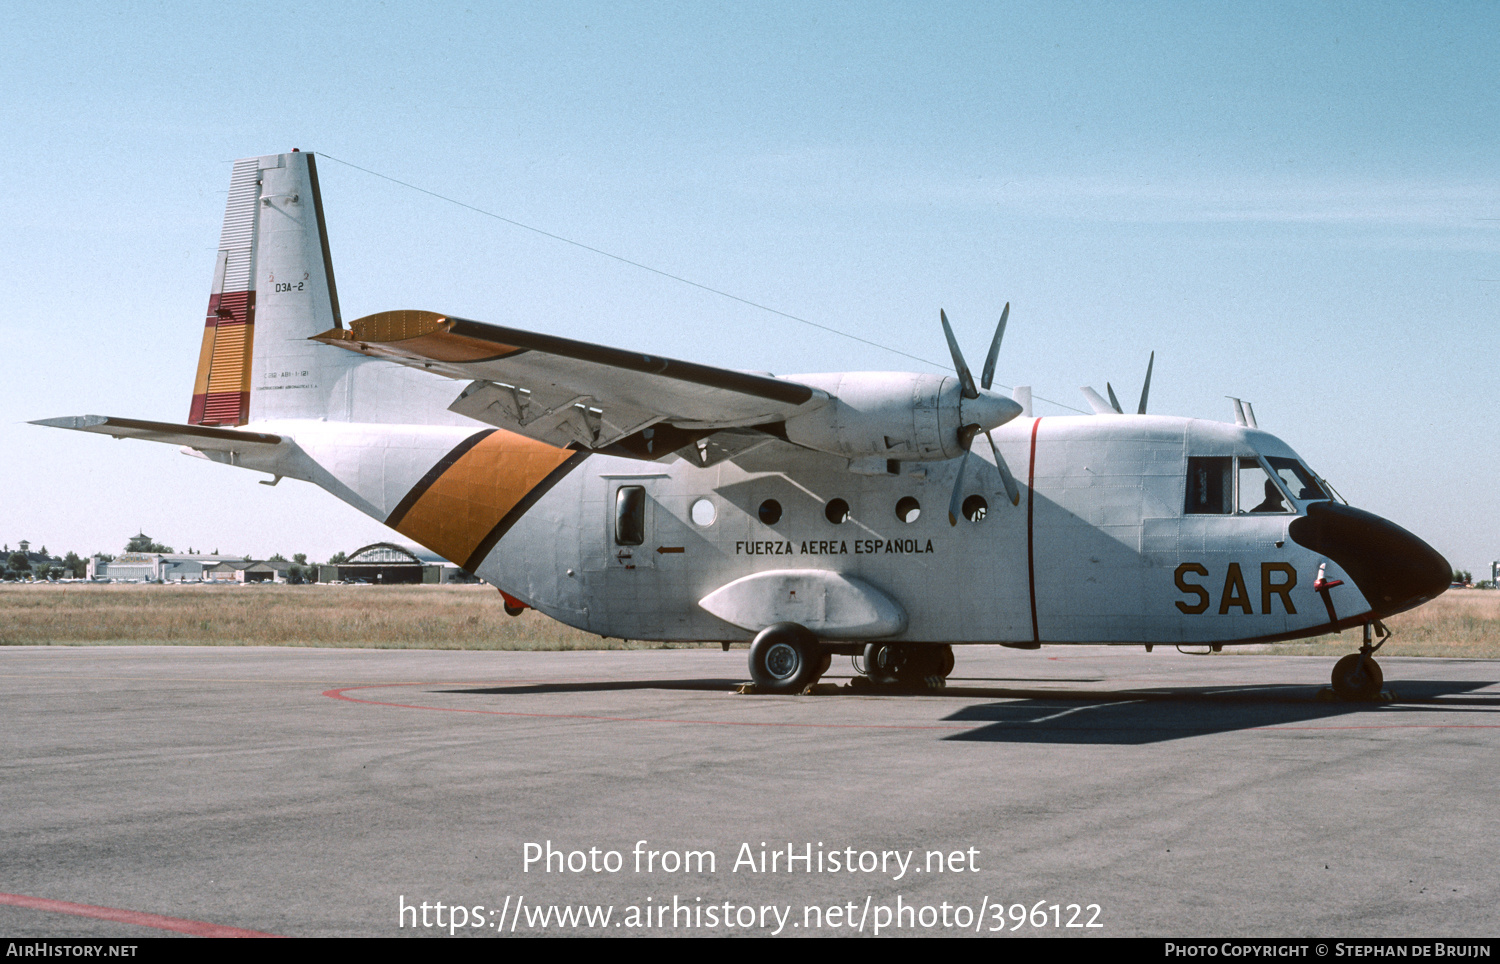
[1330,620,1389,701]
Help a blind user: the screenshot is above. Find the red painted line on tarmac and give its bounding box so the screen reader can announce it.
[1253,723,1500,731]
[322,682,971,731]
[0,892,282,937]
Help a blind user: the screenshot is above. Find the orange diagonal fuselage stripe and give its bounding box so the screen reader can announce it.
[391,430,578,569]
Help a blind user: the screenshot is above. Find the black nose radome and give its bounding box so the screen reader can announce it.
[1288,502,1450,618]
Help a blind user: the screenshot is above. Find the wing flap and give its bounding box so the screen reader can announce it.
[312,311,827,450]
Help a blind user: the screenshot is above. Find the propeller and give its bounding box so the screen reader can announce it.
[940,305,1024,525]
[1082,351,1156,415]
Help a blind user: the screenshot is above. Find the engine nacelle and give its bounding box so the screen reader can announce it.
[780,372,970,462]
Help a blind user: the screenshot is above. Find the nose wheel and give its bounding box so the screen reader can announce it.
[1330,620,1388,701]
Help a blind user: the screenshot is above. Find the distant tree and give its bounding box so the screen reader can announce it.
[293,553,307,566]
[1453,570,1472,586]
[62,552,85,578]
[328,551,348,565]
[268,553,288,562]
[125,533,173,553]
[8,551,31,573]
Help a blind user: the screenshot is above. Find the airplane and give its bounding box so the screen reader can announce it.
[36,150,1451,701]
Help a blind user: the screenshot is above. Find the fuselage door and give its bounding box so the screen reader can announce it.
[586,473,670,572]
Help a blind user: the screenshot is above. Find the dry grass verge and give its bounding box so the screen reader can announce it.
[0,583,706,650]
[1263,590,1500,659]
[3,584,1496,657]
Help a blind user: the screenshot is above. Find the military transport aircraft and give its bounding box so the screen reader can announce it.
[37,150,1451,700]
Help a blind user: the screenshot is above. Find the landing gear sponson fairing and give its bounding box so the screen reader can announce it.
[37,151,1451,699]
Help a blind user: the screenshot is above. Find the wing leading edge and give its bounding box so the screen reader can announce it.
[312,310,829,463]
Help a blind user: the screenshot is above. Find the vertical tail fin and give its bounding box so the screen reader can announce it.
[190,150,356,425]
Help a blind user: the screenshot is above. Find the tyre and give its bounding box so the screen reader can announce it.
[863,642,905,684]
[749,623,821,694]
[1331,653,1383,701]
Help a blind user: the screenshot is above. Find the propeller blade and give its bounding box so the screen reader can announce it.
[939,309,979,399]
[947,434,976,526]
[1080,387,1115,415]
[1105,382,1124,414]
[1137,351,1154,414]
[980,302,1009,391]
[984,430,1022,506]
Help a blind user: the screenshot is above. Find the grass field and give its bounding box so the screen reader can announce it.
[1262,590,1500,659]
[2,583,1497,657]
[0,583,669,650]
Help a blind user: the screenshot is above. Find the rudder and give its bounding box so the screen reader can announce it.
[190,150,357,425]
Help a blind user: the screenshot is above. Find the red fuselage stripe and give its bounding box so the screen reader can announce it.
[1027,417,1042,643]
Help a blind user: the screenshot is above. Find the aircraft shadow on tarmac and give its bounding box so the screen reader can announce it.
[938,678,1500,745]
[444,677,1499,745]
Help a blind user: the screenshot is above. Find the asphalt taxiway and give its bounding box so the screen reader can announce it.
[3,644,1497,937]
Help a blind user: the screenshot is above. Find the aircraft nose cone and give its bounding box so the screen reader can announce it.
[1288,502,1450,617]
[962,390,1024,432]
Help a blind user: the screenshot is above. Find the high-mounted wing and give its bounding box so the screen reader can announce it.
[313,311,828,461]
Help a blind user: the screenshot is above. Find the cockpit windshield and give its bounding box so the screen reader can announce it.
[1264,456,1329,502]
[1238,457,1288,514]
[1185,454,1329,516]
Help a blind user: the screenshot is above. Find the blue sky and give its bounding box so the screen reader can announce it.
[3,2,1496,574]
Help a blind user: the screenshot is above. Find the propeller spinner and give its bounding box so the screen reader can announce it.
[940,306,1024,525]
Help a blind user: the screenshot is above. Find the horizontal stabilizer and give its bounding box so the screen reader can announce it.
[32,415,284,452]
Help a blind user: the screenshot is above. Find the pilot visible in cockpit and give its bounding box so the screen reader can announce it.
[1250,479,1286,513]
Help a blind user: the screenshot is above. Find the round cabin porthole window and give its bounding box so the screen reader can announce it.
[758,499,782,525]
[962,494,989,522]
[895,496,921,524]
[690,498,717,526]
[825,498,850,524]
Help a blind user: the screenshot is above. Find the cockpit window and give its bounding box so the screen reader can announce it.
[1238,457,1291,514]
[1186,455,1298,515]
[1186,457,1232,514]
[1265,457,1329,502]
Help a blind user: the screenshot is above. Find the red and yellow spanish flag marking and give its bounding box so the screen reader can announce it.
[189,291,255,425]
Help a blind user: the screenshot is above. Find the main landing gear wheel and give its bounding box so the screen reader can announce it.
[862,643,954,688]
[749,623,823,694]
